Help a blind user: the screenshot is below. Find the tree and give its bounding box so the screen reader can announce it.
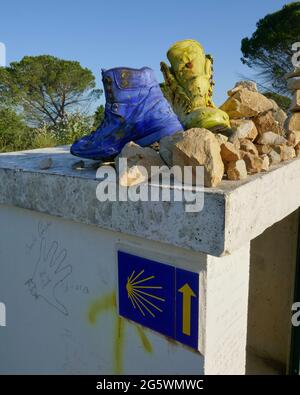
[263,92,291,112]
[0,55,102,126]
[241,2,300,95]
[93,104,105,128]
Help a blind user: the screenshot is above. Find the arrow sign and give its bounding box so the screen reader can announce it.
[118,252,200,350]
[176,268,199,348]
[178,283,196,336]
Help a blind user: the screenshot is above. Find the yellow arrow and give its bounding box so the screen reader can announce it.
[178,283,196,336]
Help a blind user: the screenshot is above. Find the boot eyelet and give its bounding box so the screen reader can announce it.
[104,76,112,84]
[112,103,119,111]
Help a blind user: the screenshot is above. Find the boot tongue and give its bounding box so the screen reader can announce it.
[114,67,156,90]
[102,68,156,90]
[102,67,158,105]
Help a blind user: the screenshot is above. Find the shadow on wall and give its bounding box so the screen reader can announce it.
[246,210,299,375]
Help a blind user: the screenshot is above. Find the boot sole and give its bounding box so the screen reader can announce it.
[70,125,183,160]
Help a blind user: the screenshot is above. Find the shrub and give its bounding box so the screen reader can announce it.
[53,112,93,145]
[31,125,58,148]
[0,110,92,152]
[0,108,32,152]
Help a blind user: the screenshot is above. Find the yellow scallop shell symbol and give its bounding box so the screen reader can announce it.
[126,269,165,317]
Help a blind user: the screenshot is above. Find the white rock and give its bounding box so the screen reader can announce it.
[214,133,228,145]
[220,142,240,162]
[171,128,224,187]
[268,150,281,166]
[226,160,248,180]
[287,77,300,91]
[227,80,257,96]
[290,90,300,111]
[159,133,183,166]
[239,139,259,156]
[253,111,283,136]
[260,154,270,172]
[255,144,272,155]
[241,152,263,174]
[286,112,300,132]
[287,130,300,147]
[116,141,165,186]
[220,88,273,119]
[229,119,258,141]
[257,132,287,146]
[274,145,296,161]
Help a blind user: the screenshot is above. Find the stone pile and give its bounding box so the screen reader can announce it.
[97,80,300,188]
[217,80,299,180]
[285,68,300,158]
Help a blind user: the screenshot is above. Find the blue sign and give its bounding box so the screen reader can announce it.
[118,251,199,350]
[118,251,175,338]
[175,268,199,349]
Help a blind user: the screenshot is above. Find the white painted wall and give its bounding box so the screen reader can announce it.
[205,244,250,374]
[0,204,205,374]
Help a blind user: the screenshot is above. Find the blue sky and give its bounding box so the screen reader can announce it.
[0,0,290,107]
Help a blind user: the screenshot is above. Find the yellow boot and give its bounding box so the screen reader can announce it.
[160,39,230,132]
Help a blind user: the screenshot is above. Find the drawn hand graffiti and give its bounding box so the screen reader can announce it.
[88,291,153,374]
[25,237,72,316]
[25,221,51,254]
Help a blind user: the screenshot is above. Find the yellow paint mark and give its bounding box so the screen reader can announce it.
[134,325,152,353]
[87,291,153,374]
[88,292,116,325]
[114,316,125,374]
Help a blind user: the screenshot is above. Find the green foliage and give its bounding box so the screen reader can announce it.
[0,55,102,126]
[31,112,93,148]
[93,104,105,128]
[0,108,33,152]
[0,110,92,153]
[263,92,291,112]
[53,112,93,145]
[241,2,300,94]
[0,55,99,153]
[30,126,58,149]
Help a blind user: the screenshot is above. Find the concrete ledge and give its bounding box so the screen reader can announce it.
[0,146,299,256]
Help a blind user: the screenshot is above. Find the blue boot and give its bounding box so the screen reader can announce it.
[70,67,183,160]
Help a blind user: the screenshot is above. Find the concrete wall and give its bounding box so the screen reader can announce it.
[0,203,252,374]
[0,204,205,374]
[247,210,299,373]
[204,244,250,374]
